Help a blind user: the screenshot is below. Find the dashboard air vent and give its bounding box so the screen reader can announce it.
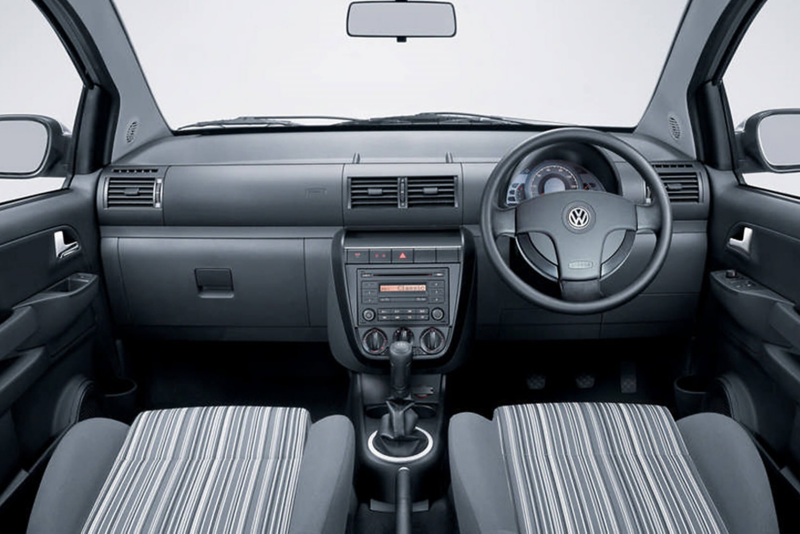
[653,163,701,203]
[407,176,457,208]
[349,177,399,208]
[106,168,162,208]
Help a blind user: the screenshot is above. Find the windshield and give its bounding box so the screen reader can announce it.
[114,0,688,130]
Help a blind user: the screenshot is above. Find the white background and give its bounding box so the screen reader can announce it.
[1,0,800,200]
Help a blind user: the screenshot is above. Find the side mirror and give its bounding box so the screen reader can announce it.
[0,115,70,178]
[739,109,800,173]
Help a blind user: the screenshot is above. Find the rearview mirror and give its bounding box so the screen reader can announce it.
[740,109,800,173]
[0,115,69,178]
[347,1,456,41]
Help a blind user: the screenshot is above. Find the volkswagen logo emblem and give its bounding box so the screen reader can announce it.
[567,207,591,229]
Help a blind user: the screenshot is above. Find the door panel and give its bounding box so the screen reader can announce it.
[0,177,104,527]
[707,167,800,530]
[710,169,800,304]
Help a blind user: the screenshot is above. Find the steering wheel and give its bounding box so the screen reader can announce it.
[480,128,673,315]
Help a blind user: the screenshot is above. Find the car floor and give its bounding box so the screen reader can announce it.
[124,336,691,534]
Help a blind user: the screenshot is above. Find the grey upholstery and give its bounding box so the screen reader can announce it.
[450,403,778,534]
[289,415,355,534]
[677,412,779,534]
[26,418,129,534]
[28,407,355,534]
[449,412,518,534]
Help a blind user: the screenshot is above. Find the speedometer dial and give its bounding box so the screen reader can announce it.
[526,162,580,198]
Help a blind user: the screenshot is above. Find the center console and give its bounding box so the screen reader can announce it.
[328,229,476,505]
[330,230,474,370]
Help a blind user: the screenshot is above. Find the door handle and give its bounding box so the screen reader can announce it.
[54,230,79,260]
[728,226,753,256]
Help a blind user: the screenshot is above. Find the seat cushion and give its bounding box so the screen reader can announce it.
[81,406,310,534]
[451,402,779,534]
[29,406,354,534]
[495,403,728,533]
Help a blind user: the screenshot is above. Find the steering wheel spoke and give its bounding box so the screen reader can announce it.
[636,204,662,233]
[560,279,603,303]
[491,205,516,239]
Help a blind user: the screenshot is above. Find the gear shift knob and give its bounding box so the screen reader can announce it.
[389,341,413,399]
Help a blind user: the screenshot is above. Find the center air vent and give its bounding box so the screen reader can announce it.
[349,177,399,208]
[407,176,457,208]
[105,168,163,208]
[653,163,701,203]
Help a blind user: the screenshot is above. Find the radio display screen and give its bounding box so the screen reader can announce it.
[380,284,426,293]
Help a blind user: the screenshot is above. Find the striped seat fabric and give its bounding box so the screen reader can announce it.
[81,406,310,534]
[496,403,728,534]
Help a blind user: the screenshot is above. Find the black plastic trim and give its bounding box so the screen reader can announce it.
[172,123,635,137]
[687,0,767,171]
[35,0,120,178]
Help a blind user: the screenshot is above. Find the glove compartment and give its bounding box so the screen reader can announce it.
[102,236,309,334]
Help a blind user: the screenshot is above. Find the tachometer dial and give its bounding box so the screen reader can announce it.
[525,162,580,198]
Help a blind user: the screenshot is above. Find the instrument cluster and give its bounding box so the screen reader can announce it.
[505,159,606,206]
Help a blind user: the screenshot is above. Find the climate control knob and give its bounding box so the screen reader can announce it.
[363,329,388,355]
[431,308,445,321]
[420,328,445,354]
[393,327,413,344]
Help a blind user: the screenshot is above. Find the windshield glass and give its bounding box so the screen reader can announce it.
[114,0,688,130]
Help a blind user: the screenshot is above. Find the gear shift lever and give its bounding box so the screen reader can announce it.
[375,341,425,457]
[389,341,413,400]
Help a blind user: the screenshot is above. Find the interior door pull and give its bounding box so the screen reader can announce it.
[54,231,79,260]
[728,226,753,256]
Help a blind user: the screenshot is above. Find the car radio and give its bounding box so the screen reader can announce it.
[357,269,449,325]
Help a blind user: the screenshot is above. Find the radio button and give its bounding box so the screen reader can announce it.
[414,249,436,263]
[429,280,444,288]
[416,308,429,314]
[378,315,391,322]
[392,249,414,263]
[362,281,378,289]
[414,314,430,321]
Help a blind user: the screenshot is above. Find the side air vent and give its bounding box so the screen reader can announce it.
[349,177,399,208]
[407,176,457,208]
[653,163,701,203]
[105,168,163,208]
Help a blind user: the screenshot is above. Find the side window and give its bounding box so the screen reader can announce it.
[724,0,800,197]
[0,0,83,204]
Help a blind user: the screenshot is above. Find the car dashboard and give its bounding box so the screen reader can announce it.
[96,128,709,371]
